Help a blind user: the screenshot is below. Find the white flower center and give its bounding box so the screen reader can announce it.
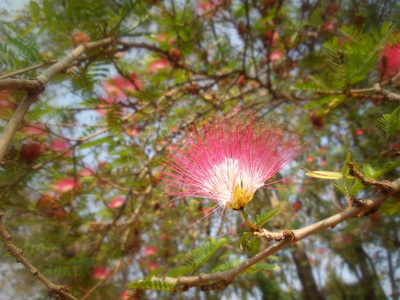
[203,158,263,210]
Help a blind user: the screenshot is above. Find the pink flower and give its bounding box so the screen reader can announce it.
[103,74,143,101]
[120,292,129,300]
[355,128,364,136]
[109,196,124,209]
[93,267,110,280]
[22,123,47,136]
[306,156,315,163]
[269,50,284,63]
[72,32,89,45]
[147,262,159,271]
[380,41,400,78]
[144,246,157,256]
[316,248,325,254]
[53,178,80,193]
[103,81,125,100]
[265,30,278,46]
[198,0,219,14]
[149,59,170,73]
[162,116,305,225]
[80,168,95,177]
[51,139,69,151]
[51,139,72,156]
[323,22,335,32]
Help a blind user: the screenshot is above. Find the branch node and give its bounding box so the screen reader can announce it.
[200,279,229,291]
[348,162,396,193]
[253,228,295,241]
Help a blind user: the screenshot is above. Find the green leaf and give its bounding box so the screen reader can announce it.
[166,266,191,278]
[379,201,400,216]
[43,0,54,21]
[191,238,229,272]
[342,152,351,176]
[371,161,400,179]
[255,208,280,227]
[78,137,115,150]
[128,280,174,291]
[243,262,280,274]
[363,164,376,178]
[145,267,165,279]
[211,260,241,273]
[304,170,345,179]
[332,178,356,197]
[30,1,41,22]
[377,106,400,140]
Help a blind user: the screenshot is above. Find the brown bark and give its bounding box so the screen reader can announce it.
[354,245,378,300]
[291,242,325,300]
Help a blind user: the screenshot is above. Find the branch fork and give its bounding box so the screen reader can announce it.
[348,162,396,193]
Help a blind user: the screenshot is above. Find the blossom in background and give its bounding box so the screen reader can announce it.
[269,49,284,63]
[51,138,72,156]
[80,168,95,177]
[143,246,157,256]
[323,22,335,32]
[22,123,47,137]
[149,58,170,73]
[52,178,80,193]
[72,32,89,45]
[147,261,159,271]
[265,30,279,46]
[380,41,400,78]
[93,267,110,280]
[198,0,219,14]
[103,73,143,101]
[51,139,69,151]
[109,196,124,209]
[162,116,305,225]
[19,142,44,162]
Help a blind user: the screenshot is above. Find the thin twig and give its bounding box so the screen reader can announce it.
[0,212,79,300]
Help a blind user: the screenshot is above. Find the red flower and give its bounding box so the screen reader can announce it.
[144,246,157,256]
[269,50,284,63]
[323,22,335,32]
[109,196,124,209]
[149,59,170,73]
[52,178,80,193]
[380,41,400,78]
[93,267,110,280]
[20,142,44,162]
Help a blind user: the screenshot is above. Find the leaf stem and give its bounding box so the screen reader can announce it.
[240,209,258,232]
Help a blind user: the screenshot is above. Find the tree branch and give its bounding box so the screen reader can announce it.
[0,212,79,300]
[0,37,115,163]
[129,178,400,293]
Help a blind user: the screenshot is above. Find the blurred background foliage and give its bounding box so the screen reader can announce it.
[0,0,399,299]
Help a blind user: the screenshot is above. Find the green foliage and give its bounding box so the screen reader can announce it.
[379,199,400,216]
[1,1,400,299]
[211,259,241,273]
[166,266,192,278]
[255,208,280,227]
[128,280,175,291]
[190,238,229,272]
[29,1,41,23]
[243,263,280,274]
[377,106,400,141]
[322,22,396,87]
